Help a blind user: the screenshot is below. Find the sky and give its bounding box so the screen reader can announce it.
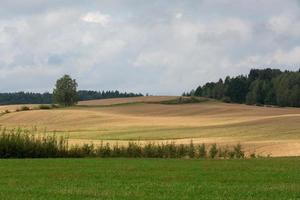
[0,0,300,95]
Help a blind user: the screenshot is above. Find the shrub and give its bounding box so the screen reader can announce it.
[165,142,177,158]
[20,106,30,111]
[217,147,224,158]
[51,104,60,108]
[81,144,95,156]
[177,144,188,158]
[233,143,245,159]
[221,97,231,103]
[209,143,218,158]
[156,143,165,158]
[0,128,68,158]
[218,146,230,158]
[143,143,158,158]
[228,150,235,159]
[126,142,142,158]
[4,110,10,114]
[198,143,207,158]
[68,145,85,157]
[39,105,51,109]
[250,153,256,158]
[0,128,248,159]
[97,142,112,157]
[159,97,207,105]
[111,143,127,157]
[188,140,195,158]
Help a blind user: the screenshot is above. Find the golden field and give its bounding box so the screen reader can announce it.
[0,96,300,157]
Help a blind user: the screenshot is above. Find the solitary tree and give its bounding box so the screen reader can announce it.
[53,75,78,106]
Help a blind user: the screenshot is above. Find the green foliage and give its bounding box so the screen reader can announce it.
[97,142,112,157]
[0,128,68,158]
[233,143,245,159]
[209,143,218,158]
[77,90,143,101]
[194,86,202,96]
[20,106,30,111]
[53,75,78,106]
[38,104,60,110]
[39,104,52,109]
[221,96,231,103]
[194,68,300,107]
[0,92,52,105]
[0,128,247,159]
[159,96,208,105]
[0,90,143,105]
[274,72,300,107]
[225,76,249,103]
[198,143,207,158]
[51,104,60,108]
[143,143,159,158]
[218,146,230,158]
[188,140,195,158]
[126,142,143,157]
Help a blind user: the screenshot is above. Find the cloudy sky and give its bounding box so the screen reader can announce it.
[1,0,300,95]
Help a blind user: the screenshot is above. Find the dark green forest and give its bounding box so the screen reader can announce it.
[189,68,300,107]
[0,90,143,105]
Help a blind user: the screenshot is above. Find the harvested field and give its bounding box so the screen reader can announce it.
[0,96,299,156]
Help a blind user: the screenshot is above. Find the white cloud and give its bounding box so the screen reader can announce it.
[0,0,300,94]
[272,47,300,64]
[236,47,300,72]
[267,14,300,36]
[175,13,183,19]
[81,11,110,26]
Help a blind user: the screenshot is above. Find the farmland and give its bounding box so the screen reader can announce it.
[0,96,300,157]
[0,158,299,200]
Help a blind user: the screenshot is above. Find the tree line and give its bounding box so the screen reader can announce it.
[187,68,300,107]
[0,90,143,105]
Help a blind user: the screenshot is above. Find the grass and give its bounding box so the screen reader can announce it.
[154,96,209,104]
[0,128,246,159]
[0,96,300,156]
[77,96,178,106]
[0,158,299,199]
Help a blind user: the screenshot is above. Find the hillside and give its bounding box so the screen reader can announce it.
[0,96,300,156]
[78,96,177,106]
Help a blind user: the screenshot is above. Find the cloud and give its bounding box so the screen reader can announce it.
[241,47,300,68]
[81,11,111,26]
[175,13,183,19]
[267,14,300,37]
[0,0,300,94]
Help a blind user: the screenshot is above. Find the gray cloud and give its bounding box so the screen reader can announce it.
[0,0,300,94]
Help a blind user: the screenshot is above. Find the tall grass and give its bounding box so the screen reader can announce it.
[0,128,249,159]
[0,128,68,158]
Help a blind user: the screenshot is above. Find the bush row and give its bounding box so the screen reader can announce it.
[0,128,69,158]
[0,128,249,159]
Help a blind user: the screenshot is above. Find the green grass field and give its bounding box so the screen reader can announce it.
[0,158,299,200]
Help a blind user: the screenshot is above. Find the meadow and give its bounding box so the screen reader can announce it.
[0,158,299,200]
[0,96,300,156]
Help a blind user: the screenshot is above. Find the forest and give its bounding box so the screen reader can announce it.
[189,68,300,107]
[0,90,143,105]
